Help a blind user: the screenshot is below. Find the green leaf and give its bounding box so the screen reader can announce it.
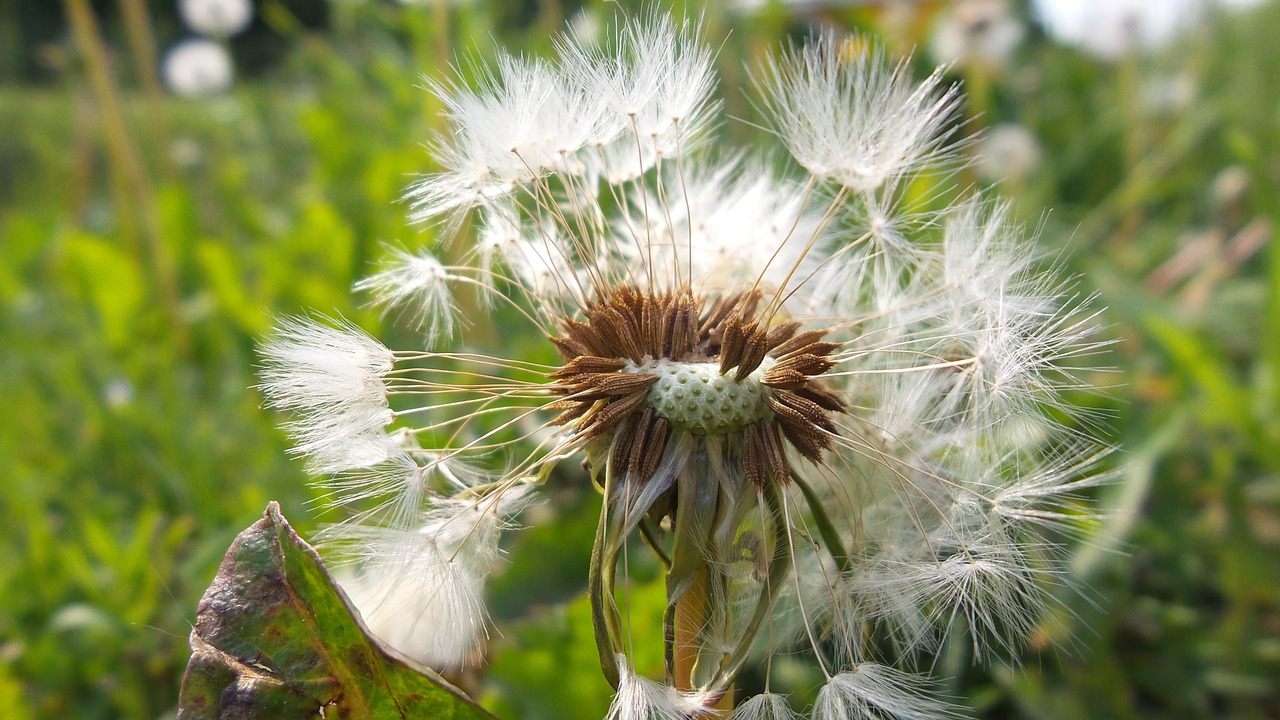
[178,502,496,720]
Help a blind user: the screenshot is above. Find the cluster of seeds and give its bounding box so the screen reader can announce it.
[547,284,843,489]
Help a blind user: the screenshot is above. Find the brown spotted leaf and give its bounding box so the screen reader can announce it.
[178,502,495,720]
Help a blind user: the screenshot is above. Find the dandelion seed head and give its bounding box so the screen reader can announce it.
[258,8,1109,712]
[162,39,234,98]
[931,0,1024,70]
[178,0,253,38]
[977,124,1042,183]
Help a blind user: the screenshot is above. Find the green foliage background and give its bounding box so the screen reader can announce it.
[1,1,1279,718]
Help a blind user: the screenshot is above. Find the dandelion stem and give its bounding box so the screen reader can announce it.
[590,471,624,689]
[673,566,733,714]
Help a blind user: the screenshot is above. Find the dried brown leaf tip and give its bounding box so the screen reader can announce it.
[548,283,844,486]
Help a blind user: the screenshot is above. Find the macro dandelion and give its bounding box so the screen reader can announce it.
[259,10,1108,718]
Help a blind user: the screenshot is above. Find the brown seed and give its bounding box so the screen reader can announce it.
[611,414,640,471]
[640,294,662,355]
[590,305,643,360]
[550,335,591,360]
[563,319,609,357]
[585,389,649,436]
[771,353,836,378]
[551,356,626,379]
[579,372,658,397]
[778,341,840,361]
[771,390,838,434]
[733,327,770,381]
[793,384,845,413]
[629,408,673,483]
[772,329,829,357]
[765,321,801,351]
[668,299,697,359]
[719,318,753,375]
[640,416,670,483]
[761,367,809,389]
[743,425,766,488]
[760,422,790,483]
[767,393,835,460]
[549,402,592,427]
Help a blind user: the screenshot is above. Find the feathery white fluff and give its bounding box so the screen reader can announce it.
[606,655,715,720]
[337,530,489,668]
[729,693,802,720]
[178,0,253,37]
[812,665,967,720]
[284,408,399,474]
[617,158,822,297]
[331,484,532,668]
[162,39,234,98]
[259,318,400,473]
[563,12,717,184]
[259,317,394,408]
[754,34,962,194]
[408,53,607,222]
[354,248,457,344]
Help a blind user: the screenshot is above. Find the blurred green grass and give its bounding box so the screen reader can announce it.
[1,1,1279,718]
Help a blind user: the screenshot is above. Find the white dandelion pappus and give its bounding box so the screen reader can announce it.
[178,0,253,38]
[728,692,802,720]
[752,33,964,194]
[258,8,1110,717]
[162,39,234,98]
[354,248,458,345]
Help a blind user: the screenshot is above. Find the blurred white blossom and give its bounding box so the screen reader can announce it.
[177,0,253,38]
[976,123,1042,183]
[162,39,234,97]
[931,0,1025,70]
[1032,0,1261,59]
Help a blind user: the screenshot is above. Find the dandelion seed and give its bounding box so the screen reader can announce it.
[354,248,458,345]
[728,693,801,720]
[607,655,715,720]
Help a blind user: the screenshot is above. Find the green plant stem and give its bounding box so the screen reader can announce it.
[118,0,174,179]
[64,0,188,355]
[673,566,732,715]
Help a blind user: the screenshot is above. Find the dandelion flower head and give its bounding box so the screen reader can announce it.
[261,10,1108,719]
